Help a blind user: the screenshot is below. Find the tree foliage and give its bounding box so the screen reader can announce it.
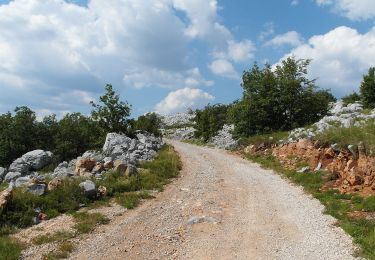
[133,113,162,137]
[194,104,229,142]
[360,67,375,109]
[342,92,361,105]
[229,57,335,137]
[90,84,132,134]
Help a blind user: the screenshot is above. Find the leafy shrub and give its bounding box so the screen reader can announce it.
[228,57,335,137]
[194,104,230,142]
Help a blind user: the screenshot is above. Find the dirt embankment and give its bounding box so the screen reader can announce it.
[245,139,375,196]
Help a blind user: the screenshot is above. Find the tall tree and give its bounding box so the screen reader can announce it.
[360,67,375,109]
[91,84,132,134]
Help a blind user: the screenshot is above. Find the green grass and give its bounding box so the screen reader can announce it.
[32,231,75,245]
[0,235,23,260]
[238,131,289,147]
[315,119,375,154]
[115,191,153,209]
[246,152,375,259]
[44,241,75,259]
[72,212,110,234]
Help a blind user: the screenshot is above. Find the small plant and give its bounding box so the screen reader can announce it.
[0,236,22,260]
[44,240,75,259]
[115,192,153,209]
[363,196,375,212]
[32,231,75,245]
[72,212,110,234]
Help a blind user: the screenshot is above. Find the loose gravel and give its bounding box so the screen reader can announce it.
[18,140,359,259]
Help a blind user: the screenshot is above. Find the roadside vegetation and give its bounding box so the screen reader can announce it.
[246,152,375,259]
[0,84,162,167]
[0,145,181,259]
[191,57,336,143]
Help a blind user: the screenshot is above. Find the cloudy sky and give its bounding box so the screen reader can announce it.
[0,0,374,117]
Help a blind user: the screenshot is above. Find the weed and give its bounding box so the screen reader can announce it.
[32,231,74,245]
[44,240,75,259]
[115,191,153,209]
[72,212,110,234]
[0,235,22,260]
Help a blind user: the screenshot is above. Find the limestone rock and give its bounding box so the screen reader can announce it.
[4,172,21,182]
[48,177,62,191]
[79,180,96,198]
[0,188,12,210]
[75,158,97,176]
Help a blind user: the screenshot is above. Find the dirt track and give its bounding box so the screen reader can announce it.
[21,140,358,260]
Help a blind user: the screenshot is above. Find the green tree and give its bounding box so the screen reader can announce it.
[194,104,229,141]
[229,57,335,137]
[360,67,375,108]
[133,113,162,136]
[91,84,132,134]
[54,113,102,162]
[342,92,361,105]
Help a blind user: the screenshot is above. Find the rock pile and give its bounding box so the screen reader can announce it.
[162,127,195,140]
[160,112,195,127]
[210,124,238,150]
[288,101,375,142]
[0,131,164,197]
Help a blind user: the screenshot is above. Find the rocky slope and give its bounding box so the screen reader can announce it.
[0,131,164,211]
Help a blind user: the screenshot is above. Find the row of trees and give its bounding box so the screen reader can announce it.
[0,85,161,167]
[194,57,336,140]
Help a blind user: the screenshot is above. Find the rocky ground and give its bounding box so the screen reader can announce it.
[17,140,359,260]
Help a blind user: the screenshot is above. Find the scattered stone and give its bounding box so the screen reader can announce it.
[187,216,219,225]
[125,164,138,177]
[4,172,21,182]
[27,184,47,196]
[0,188,12,210]
[14,176,32,188]
[297,166,310,173]
[314,162,322,171]
[48,177,62,191]
[75,158,97,176]
[0,167,7,181]
[98,186,107,197]
[113,160,128,174]
[79,180,97,198]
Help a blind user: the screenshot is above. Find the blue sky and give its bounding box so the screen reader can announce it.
[0,0,374,118]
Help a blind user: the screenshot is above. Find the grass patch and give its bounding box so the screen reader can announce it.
[32,231,74,245]
[44,240,75,260]
[72,212,110,234]
[246,152,375,259]
[0,235,23,260]
[238,131,289,147]
[315,119,375,153]
[115,191,153,209]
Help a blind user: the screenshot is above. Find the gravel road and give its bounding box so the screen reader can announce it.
[21,140,359,259]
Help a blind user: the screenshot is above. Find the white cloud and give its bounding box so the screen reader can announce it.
[291,0,299,6]
[209,59,239,79]
[316,0,375,20]
[258,22,275,41]
[266,31,303,47]
[279,26,375,96]
[0,0,253,115]
[155,87,214,114]
[123,67,213,89]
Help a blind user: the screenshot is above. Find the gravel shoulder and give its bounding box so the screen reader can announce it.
[20,140,358,259]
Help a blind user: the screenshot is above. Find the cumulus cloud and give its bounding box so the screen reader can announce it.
[279,26,375,96]
[209,59,239,79]
[265,31,303,47]
[316,0,375,20]
[155,87,214,114]
[0,0,252,115]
